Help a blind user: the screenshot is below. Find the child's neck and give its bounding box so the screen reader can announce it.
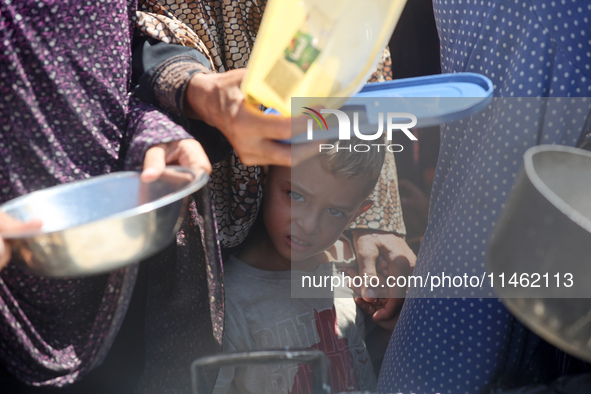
[237,229,327,272]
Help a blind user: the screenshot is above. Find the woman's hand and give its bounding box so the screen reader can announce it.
[0,139,209,270]
[184,68,313,167]
[141,138,212,182]
[354,296,402,332]
[348,231,416,329]
[0,211,42,271]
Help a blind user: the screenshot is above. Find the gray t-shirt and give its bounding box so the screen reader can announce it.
[213,256,376,393]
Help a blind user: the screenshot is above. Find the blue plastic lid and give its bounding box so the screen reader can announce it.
[265,108,281,116]
[353,72,493,98]
[268,72,494,143]
[346,72,493,128]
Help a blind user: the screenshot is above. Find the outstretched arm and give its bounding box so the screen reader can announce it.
[348,152,417,327]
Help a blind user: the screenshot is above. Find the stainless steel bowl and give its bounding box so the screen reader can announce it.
[1,166,208,277]
[487,145,591,362]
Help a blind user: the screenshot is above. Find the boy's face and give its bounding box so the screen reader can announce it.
[263,157,373,264]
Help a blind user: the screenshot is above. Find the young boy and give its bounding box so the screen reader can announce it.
[214,139,387,393]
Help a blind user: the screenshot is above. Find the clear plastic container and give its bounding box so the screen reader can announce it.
[241,0,408,116]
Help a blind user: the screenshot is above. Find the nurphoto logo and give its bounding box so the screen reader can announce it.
[303,107,418,152]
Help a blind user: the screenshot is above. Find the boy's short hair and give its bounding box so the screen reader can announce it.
[317,136,386,194]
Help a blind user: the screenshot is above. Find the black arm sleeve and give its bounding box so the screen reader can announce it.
[132,36,232,163]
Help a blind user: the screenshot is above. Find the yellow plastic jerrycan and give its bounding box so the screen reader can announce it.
[241,0,408,116]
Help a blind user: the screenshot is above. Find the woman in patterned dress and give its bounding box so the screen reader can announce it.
[0,1,414,393]
[377,1,591,393]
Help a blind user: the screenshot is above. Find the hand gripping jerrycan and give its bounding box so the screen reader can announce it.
[241,0,408,116]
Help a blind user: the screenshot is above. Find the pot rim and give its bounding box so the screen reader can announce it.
[0,166,209,239]
[524,144,591,235]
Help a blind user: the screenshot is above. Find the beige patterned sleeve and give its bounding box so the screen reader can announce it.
[136,6,217,70]
[211,152,263,248]
[348,46,406,237]
[348,152,406,237]
[366,46,393,84]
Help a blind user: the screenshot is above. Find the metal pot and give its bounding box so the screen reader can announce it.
[487,145,591,363]
[191,350,330,394]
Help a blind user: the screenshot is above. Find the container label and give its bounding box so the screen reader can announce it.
[284,31,320,72]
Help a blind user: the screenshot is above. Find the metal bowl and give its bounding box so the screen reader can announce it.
[487,145,591,362]
[1,166,208,277]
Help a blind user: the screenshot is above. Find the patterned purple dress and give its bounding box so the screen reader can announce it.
[0,1,223,392]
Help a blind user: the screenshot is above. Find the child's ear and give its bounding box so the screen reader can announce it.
[351,200,373,223]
